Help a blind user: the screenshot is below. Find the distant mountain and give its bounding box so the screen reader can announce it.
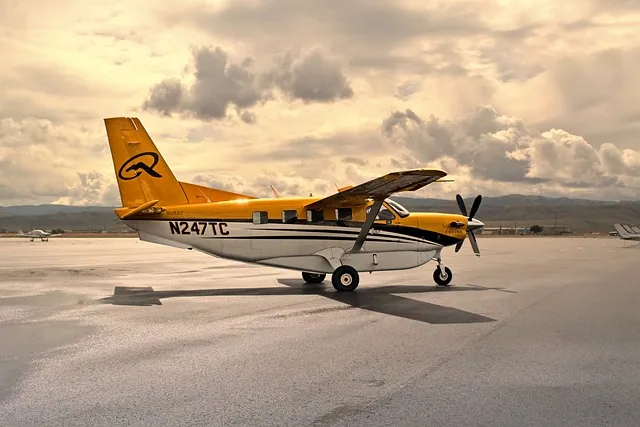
[0,204,114,217]
[1,194,639,234]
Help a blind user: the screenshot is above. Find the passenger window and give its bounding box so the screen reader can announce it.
[335,208,352,221]
[252,211,268,224]
[306,209,324,222]
[282,210,298,223]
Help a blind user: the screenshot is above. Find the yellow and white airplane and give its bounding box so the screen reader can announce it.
[104,117,484,291]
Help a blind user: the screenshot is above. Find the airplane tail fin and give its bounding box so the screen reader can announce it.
[105,117,188,209]
[614,223,637,239]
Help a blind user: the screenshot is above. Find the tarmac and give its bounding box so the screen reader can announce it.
[0,236,639,426]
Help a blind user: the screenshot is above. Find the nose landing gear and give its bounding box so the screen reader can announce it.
[433,257,452,286]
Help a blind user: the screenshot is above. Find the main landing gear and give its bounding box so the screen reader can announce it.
[301,266,360,292]
[302,257,452,292]
[433,257,453,286]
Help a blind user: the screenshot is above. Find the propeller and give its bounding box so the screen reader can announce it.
[454,194,484,256]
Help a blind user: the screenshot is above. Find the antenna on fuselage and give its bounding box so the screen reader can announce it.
[270,185,282,198]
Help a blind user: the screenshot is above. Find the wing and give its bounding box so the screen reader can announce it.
[305,169,447,210]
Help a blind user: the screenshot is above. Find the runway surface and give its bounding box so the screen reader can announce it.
[0,236,639,426]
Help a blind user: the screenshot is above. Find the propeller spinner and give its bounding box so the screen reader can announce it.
[454,194,484,256]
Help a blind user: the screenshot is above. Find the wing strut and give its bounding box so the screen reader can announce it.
[348,199,385,253]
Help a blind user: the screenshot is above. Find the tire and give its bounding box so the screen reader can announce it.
[331,265,360,291]
[302,272,326,283]
[433,266,453,286]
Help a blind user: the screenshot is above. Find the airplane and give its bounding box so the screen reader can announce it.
[613,223,640,241]
[103,117,485,291]
[15,227,62,242]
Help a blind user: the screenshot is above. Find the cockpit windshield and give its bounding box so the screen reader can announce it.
[385,198,410,218]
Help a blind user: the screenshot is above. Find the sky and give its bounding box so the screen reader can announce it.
[1,0,640,206]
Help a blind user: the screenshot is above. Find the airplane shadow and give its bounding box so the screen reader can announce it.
[98,280,503,325]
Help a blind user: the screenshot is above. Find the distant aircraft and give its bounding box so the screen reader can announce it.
[15,227,62,242]
[613,224,640,241]
[103,117,485,291]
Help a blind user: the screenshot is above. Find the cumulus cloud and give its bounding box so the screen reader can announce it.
[0,117,116,205]
[53,171,119,206]
[382,106,640,193]
[143,45,353,122]
[143,46,267,122]
[264,48,354,103]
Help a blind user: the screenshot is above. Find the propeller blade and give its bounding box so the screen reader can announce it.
[468,230,480,256]
[455,240,464,252]
[455,194,467,216]
[468,195,482,220]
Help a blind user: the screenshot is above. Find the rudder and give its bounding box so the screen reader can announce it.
[104,117,188,208]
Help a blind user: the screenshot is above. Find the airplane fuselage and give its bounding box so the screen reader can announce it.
[120,197,470,274]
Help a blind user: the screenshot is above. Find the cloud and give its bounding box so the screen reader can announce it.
[395,81,421,101]
[143,46,267,122]
[52,171,119,206]
[142,45,353,122]
[181,105,640,203]
[382,106,640,193]
[264,48,354,103]
[0,117,116,205]
[175,0,486,68]
[4,104,640,206]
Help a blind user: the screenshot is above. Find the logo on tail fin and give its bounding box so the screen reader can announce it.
[118,152,162,181]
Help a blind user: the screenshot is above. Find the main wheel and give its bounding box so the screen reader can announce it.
[433,266,453,286]
[331,265,360,291]
[302,272,326,283]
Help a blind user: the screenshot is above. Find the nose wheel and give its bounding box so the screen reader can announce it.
[433,257,453,286]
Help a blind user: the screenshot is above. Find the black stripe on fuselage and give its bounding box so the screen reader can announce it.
[251,227,426,244]
[127,217,462,246]
[201,235,413,244]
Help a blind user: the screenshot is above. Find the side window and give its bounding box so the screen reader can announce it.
[282,210,298,224]
[366,205,395,221]
[335,208,352,221]
[252,211,268,225]
[378,206,395,220]
[306,209,324,222]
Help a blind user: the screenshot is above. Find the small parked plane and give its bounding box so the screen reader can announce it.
[613,224,640,241]
[15,227,61,242]
[104,117,485,291]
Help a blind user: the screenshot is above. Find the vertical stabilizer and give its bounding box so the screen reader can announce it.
[104,117,188,208]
